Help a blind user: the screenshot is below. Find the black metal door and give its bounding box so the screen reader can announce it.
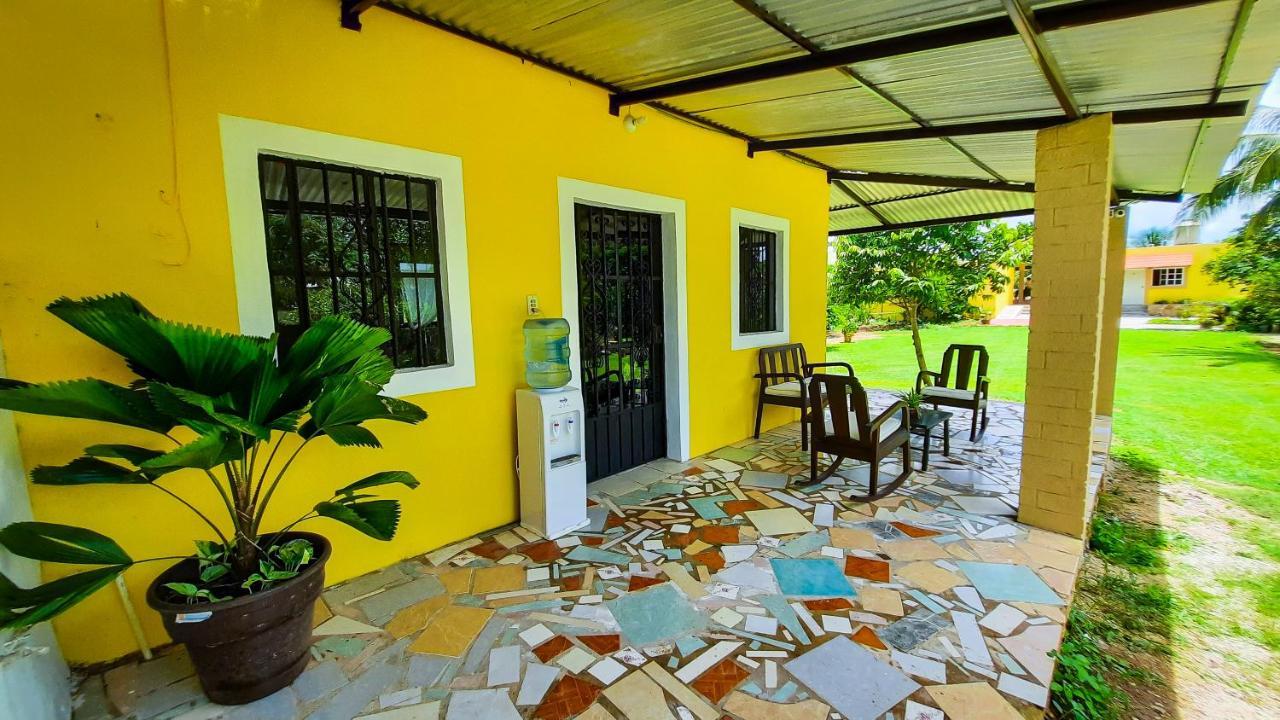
[574,203,666,481]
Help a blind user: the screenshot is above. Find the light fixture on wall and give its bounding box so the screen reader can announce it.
[623,111,646,133]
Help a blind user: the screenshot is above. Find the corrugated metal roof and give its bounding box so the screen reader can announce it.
[393,0,802,88]
[763,0,1006,50]
[384,0,1279,230]
[849,36,1061,125]
[1042,2,1235,109]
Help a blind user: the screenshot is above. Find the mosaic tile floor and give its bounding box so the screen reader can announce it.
[76,393,1099,720]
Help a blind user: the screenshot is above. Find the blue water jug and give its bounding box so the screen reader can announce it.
[523,318,571,390]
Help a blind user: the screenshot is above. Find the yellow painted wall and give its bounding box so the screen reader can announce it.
[0,0,828,664]
[1126,244,1244,304]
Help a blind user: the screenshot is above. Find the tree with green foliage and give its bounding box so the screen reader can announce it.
[1204,214,1280,331]
[828,222,1031,372]
[1131,227,1171,247]
[1189,110,1280,331]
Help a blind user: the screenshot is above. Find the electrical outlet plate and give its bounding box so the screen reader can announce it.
[527,295,540,315]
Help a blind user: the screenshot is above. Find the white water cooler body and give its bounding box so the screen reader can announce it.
[516,387,589,539]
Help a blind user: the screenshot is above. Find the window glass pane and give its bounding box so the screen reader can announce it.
[257,155,448,369]
[739,226,777,334]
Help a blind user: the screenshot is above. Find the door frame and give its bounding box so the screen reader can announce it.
[557,177,691,463]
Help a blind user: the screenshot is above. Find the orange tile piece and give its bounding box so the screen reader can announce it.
[691,549,725,573]
[532,635,574,663]
[534,676,601,720]
[699,526,739,545]
[803,598,853,612]
[579,634,621,654]
[581,536,604,546]
[852,625,887,650]
[560,575,584,591]
[891,521,941,538]
[523,540,563,563]
[628,575,665,591]
[844,555,891,582]
[690,658,750,703]
[468,539,508,559]
[720,499,763,517]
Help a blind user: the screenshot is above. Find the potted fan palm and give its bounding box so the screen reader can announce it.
[0,295,426,704]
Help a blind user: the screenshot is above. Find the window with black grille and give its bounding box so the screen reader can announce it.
[257,154,448,369]
[738,226,778,334]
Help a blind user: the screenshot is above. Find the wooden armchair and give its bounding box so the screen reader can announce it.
[753,343,853,451]
[803,373,912,501]
[915,343,991,441]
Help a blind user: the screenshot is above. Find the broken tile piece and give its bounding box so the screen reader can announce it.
[858,586,904,616]
[606,583,705,646]
[722,691,830,720]
[314,616,384,636]
[602,668,676,720]
[587,657,628,685]
[784,636,920,719]
[557,647,596,674]
[408,605,494,657]
[444,689,521,720]
[745,508,817,536]
[516,663,560,706]
[956,561,1064,606]
[927,682,1024,720]
[978,604,1028,636]
[487,645,521,686]
[770,558,855,597]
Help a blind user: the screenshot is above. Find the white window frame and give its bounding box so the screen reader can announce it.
[729,208,790,350]
[219,115,475,397]
[1151,267,1185,287]
[557,177,691,463]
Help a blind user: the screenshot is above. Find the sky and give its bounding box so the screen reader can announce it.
[1001,71,1280,244]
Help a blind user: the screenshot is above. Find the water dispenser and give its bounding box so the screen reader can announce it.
[515,387,588,538]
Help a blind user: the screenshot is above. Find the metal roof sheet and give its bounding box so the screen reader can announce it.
[385,0,1279,230]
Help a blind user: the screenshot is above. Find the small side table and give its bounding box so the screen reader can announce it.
[908,409,952,471]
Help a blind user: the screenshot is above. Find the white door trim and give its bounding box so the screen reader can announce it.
[556,177,691,462]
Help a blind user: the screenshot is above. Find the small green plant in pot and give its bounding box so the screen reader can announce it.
[0,295,426,704]
[896,389,924,423]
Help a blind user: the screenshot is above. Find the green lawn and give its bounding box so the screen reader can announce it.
[827,325,1280,520]
[830,324,1280,713]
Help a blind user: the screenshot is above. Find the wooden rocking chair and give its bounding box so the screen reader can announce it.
[802,373,912,501]
[915,343,991,441]
[752,343,853,451]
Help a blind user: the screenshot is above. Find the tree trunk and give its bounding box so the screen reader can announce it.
[906,305,928,374]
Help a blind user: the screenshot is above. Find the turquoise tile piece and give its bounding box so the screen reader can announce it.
[956,561,1065,606]
[566,546,632,565]
[906,589,945,613]
[676,636,707,657]
[757,594,811,644]
[779,530,830,558]
[770,558,855,597]
[712,445,759,462]
[688,493,735,520]
[605,582,706,645]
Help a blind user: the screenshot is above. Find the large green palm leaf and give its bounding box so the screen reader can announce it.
[48,295,273,398]
[0,378,172,432]
[1188,133,1280,238]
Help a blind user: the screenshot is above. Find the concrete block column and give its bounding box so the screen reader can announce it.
[1018,114,1114,539]
[1095,212,1128,416]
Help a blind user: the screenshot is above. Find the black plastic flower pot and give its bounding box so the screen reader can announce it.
[145,532,331,705]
